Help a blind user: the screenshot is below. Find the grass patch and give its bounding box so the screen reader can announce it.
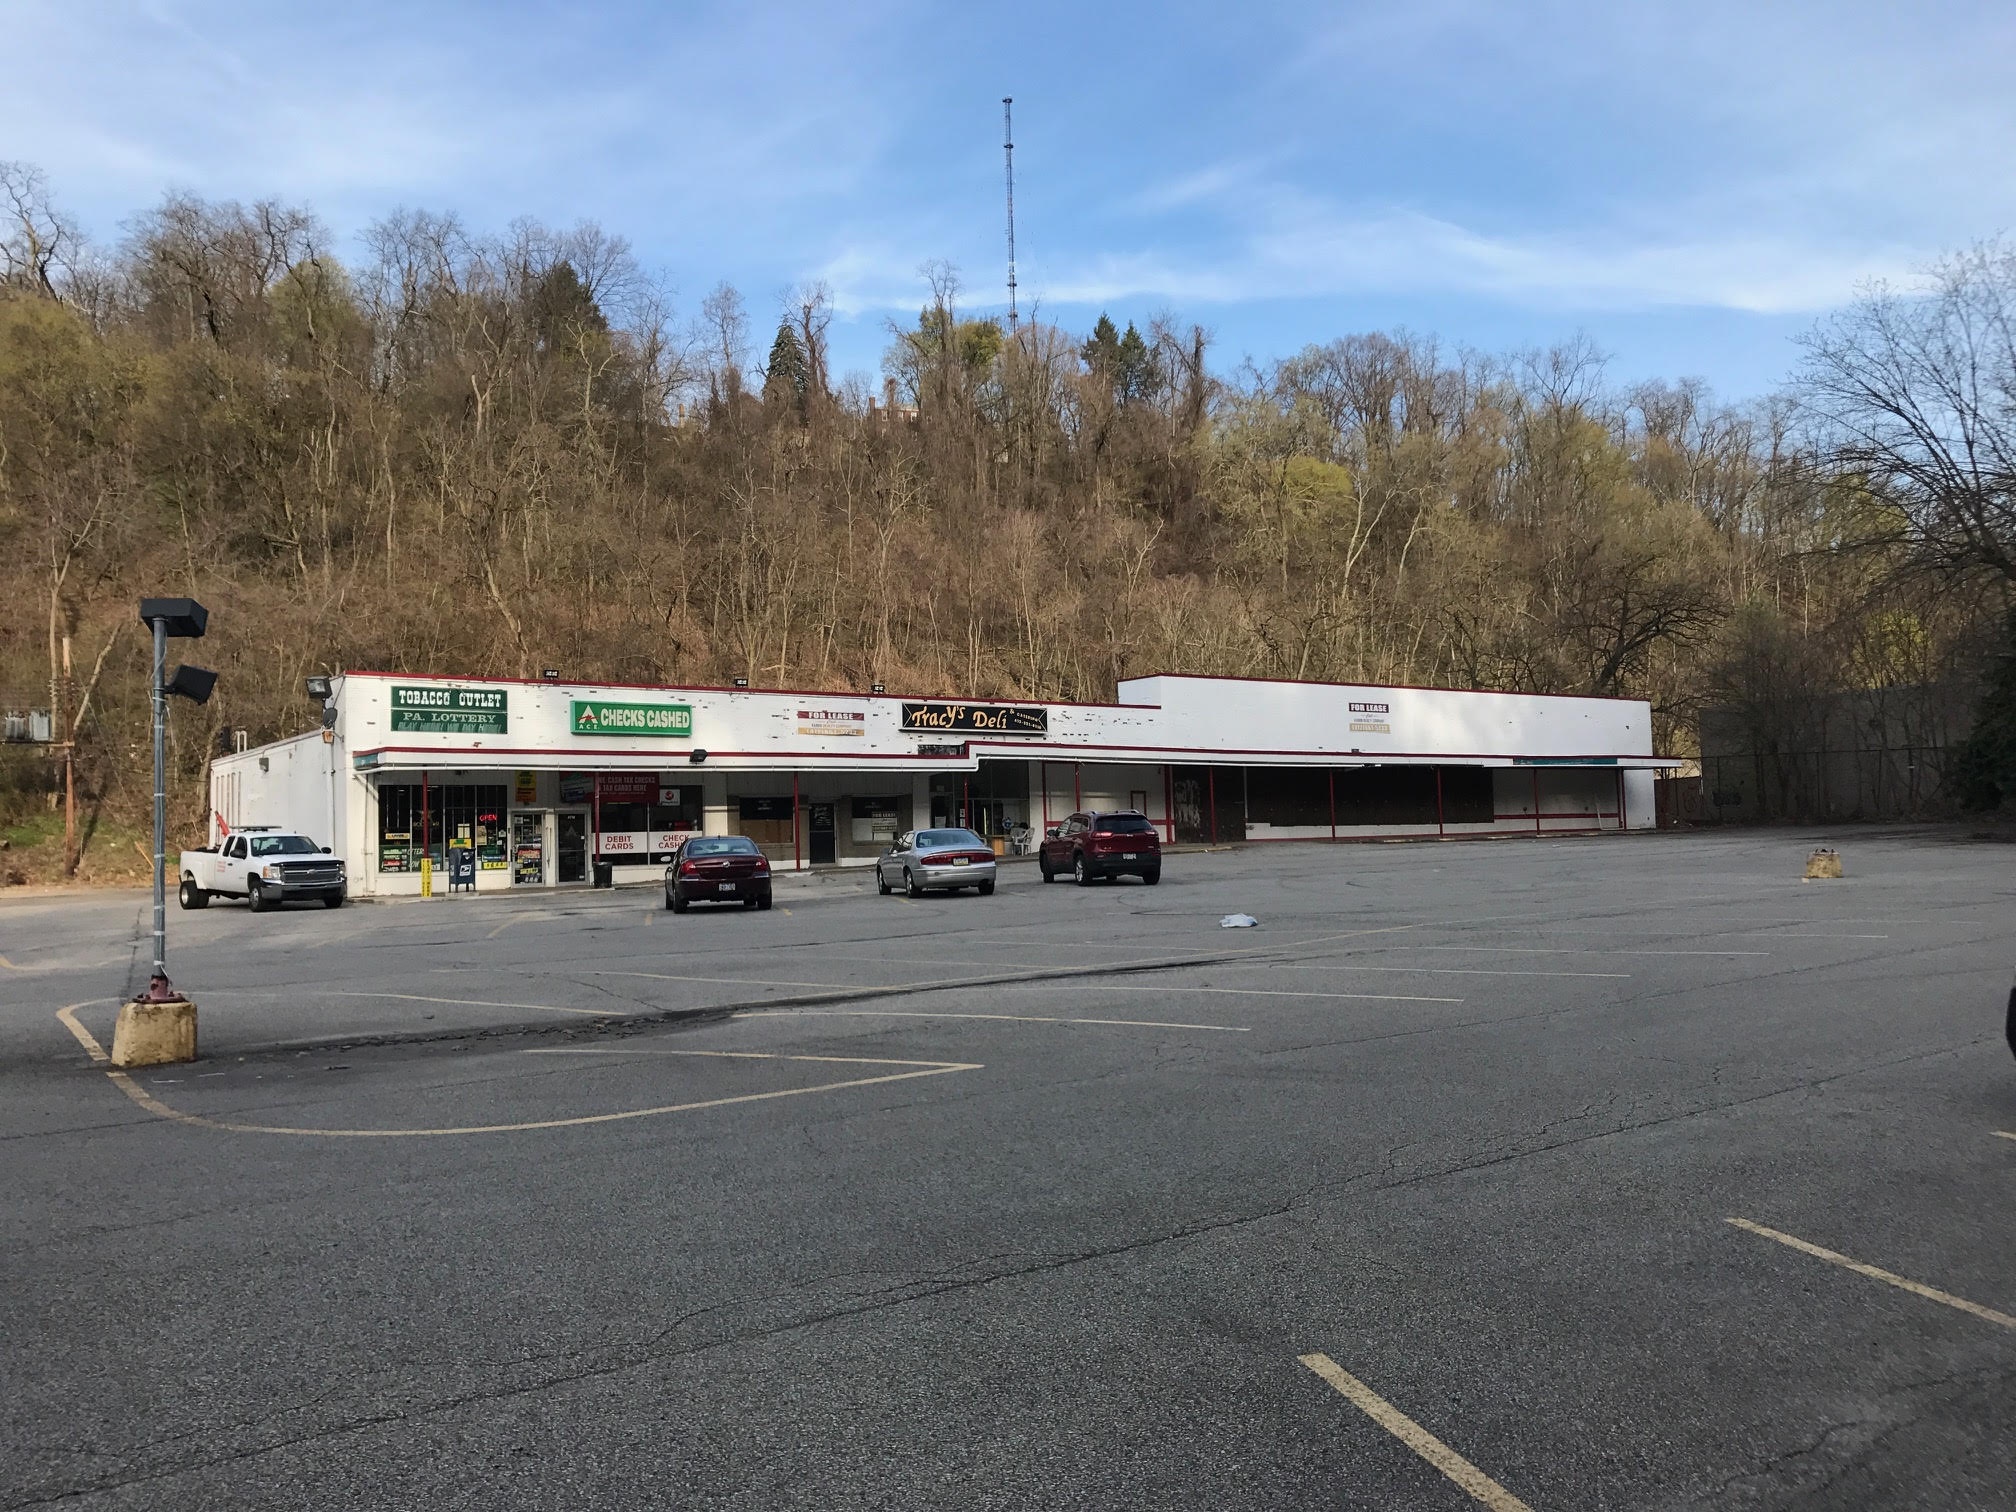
[1,809,156,889]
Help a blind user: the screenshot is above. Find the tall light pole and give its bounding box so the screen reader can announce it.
[123,598,214,1048]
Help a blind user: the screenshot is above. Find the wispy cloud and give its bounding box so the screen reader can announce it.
[1037,195,1923,315]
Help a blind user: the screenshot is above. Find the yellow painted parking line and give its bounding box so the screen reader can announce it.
[741,1008,1250,1032]
[328,990,621,1018]
[1299,1354,1535,1512]
[56,1003,110,1063]
[1727,1218,2016,1331]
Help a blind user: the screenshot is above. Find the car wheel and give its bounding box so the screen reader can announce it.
[322,890,345,909]
[1141,867,1161,886]
[248,878,271,912]
[1039,857,1054,883]
[877,866,891,896]
[1073,854,1094,886]
[670,891,690,914]
[979,879,995,896]
[757,894,773,911]
[177,877,208,910]
[664,888,676,911]
[905,869,923,899]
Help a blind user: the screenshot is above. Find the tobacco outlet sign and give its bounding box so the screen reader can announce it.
[389,685,509,734]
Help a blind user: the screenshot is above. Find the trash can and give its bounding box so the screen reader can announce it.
[592,859,614,889]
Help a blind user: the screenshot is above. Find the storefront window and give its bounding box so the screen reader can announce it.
[377,784,509,872]
[597,777,702,864]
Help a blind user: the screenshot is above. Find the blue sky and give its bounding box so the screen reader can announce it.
[8,0,2013,401]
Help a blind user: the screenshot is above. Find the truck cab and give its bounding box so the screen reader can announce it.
[180,828,346,912]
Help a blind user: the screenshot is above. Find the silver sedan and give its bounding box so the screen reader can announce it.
[876,828,998,897]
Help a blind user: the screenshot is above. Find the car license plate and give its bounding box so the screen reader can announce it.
[717,883,738,893]
[952,857,970,866]
[1122,853,1137,860]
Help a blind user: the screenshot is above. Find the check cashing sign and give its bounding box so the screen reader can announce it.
[389,685,508,734]
[571,699,694,737]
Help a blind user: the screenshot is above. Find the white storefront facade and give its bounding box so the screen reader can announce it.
[209,671,1675,896]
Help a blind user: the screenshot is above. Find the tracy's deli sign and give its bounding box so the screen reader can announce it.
[570,699,694,738]
[899,701,1048,736]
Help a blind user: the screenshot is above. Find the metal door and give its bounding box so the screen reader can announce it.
[809,803,836,865]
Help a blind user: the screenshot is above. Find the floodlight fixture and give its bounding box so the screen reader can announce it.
[305,675,333,701]
[165,665,217,705]
[138,598,208,639]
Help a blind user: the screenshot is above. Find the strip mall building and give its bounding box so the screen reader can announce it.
[211,671,1675,896]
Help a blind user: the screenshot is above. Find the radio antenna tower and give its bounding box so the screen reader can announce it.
[1002,96,1019,335]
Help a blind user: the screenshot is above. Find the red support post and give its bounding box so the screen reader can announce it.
[1435,766,1446,837]
[1163,764,1174,843]
[1040,762,1050,832]
[792,771,801,872]
[1616,768,1626,831]
[1073,763,1081,811]
[1208,767,1218,846]
[593,771,602,860]
[1532,769,1542,836]
[1328,768,1337,842]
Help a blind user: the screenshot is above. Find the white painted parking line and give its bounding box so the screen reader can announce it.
[1420,945,1767,959]
[1733,932,1888,940]
[1299,1354,1535,1511]
[323,991,622,1018]
[1278,963,1629,980]
[1727,1218,2016,1331]
[739,1009,1251,1032]
[1027,983,1464,1005]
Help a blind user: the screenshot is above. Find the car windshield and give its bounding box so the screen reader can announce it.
[249,835,319,856]
[683,837,759,857]
[1094,815,1154,834]
[916,829,985,849]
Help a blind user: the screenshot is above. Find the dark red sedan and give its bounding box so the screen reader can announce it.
[664,835,773,912]
[1039,810,1161,886]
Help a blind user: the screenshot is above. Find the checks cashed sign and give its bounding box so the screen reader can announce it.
[570,699,693,737]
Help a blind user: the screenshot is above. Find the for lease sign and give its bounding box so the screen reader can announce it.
[571,699,693,737]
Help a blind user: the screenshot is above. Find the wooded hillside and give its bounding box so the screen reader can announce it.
[3,165,2012,873]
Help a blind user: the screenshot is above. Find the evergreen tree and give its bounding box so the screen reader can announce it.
[763,320,809,413]
[1951,608,2016,811]
[1080,313,1156,405]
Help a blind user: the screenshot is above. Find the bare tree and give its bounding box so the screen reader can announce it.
[1799,242,2016,584]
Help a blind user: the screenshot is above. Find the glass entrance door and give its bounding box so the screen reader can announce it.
[556,812,588,883]
[511,811,547,885]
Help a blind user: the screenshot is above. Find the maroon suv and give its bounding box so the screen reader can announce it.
[1039,810,1161,886]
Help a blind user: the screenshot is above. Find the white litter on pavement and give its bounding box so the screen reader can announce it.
[1219,914,1260,928]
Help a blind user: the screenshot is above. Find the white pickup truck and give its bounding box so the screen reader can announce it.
[179,828,347,911]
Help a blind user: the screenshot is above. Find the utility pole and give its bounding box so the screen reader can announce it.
[1003,96,1018,335]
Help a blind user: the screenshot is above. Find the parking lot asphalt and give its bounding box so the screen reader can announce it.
[3,829,2012,1510]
